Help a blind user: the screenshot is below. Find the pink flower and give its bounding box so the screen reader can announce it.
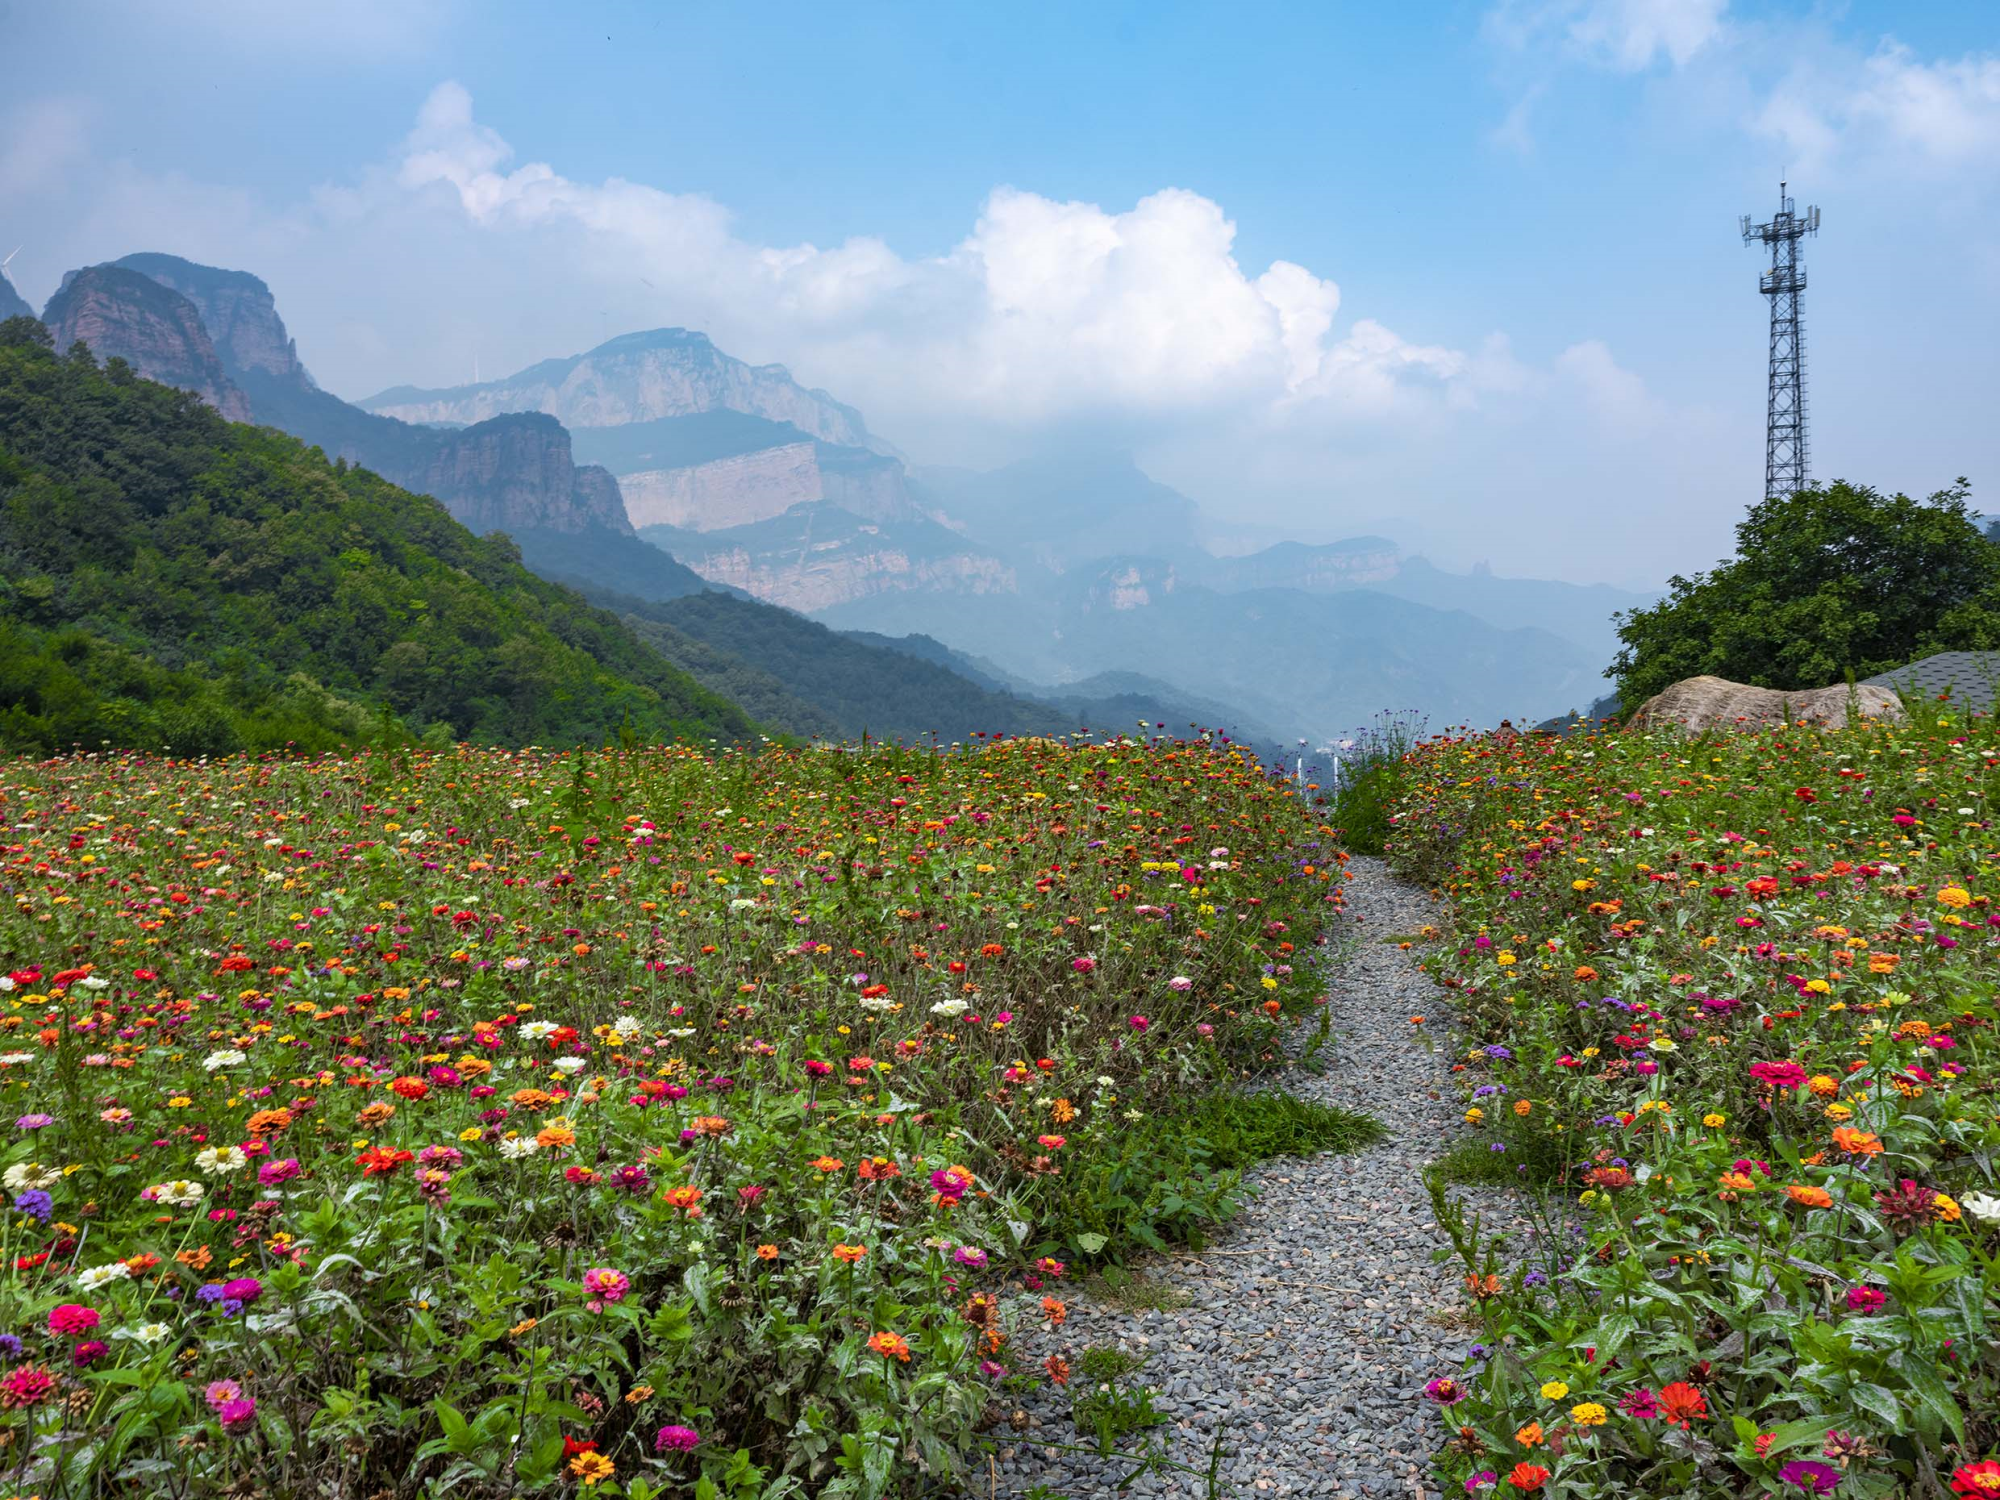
[582,1267,630,1305]
[47,1304,98,1337]
[1845,1286,1886,1314]
[1128,1015,1150,1032]
[655,1424,701,1453]
[1071,957,1095,974]
[257,1158,301,1187]
[204,1380,243,1410]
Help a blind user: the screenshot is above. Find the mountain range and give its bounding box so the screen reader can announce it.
[11,250,1649,746]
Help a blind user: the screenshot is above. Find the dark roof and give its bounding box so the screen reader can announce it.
[1861,652,2000,713]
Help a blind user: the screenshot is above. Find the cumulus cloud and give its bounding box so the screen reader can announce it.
[1757,43,2000,173]
[388,82,1474,429]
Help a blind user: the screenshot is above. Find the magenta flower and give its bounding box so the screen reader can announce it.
[47,1304,99,1337]
[1845,1287,1886,1314]
[1128,1015,1150,1032]
[655,1424,701,1453]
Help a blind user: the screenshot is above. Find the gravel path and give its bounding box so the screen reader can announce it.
[984,857,1535,1500]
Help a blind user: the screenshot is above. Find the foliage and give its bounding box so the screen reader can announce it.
[0,335,757,755]
[0,734,1347,1497]
[1389,714,2000,1497]
[1330,710,1425,856]
[1612,479,2000,707]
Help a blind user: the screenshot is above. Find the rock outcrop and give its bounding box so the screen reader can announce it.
[42,265,253,421]
[0,272,31,322]
[1626,675,1903,731]
[407,413,634,536]
[113,253,314,388]
[362,328,883,451]
[92,254,634,541]
[1210,537,1402,591]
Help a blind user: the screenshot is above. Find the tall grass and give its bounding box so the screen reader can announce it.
[1326,709,1424,855]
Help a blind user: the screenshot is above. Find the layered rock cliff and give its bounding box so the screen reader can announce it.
[90,254,634,541]
[641,503,1016,613]
[112,253,315,388]
[361,328,883,451]
[42,266,253,421]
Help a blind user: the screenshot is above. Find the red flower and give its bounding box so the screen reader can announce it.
[355,1146,414,1176]
[1950,1462,2000,1498]
[1507,1463,1550,1492]
[1658,1381,1708,1427]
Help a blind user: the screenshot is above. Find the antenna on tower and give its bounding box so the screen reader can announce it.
[1741,182,1820,501]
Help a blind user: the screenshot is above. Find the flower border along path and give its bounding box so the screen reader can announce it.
[990,857,1534,1499]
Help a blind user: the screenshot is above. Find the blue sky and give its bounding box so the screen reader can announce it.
[4,0,1997,585]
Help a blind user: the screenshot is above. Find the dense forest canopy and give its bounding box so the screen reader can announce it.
[0,317,759,754]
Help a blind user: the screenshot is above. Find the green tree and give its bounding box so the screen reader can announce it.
[1612,479,2000,707]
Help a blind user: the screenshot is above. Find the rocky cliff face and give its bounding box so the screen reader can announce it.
[0,273,31,322]
[42,266,253,421]
[642,503,1016,613]
[91,255,632,541]
[362,328,883,451]
[113,253,315,389]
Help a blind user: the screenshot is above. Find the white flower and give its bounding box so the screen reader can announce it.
[80,975,110,990]
[0,977,12,992]
[194,1147,246,1177]
[1096,1075,1116,1087]
[203,1050,247,1071]
[610,1016,642,1042]
[4,1162,60,1192]
[930,999,969,1018]
[509,798,531,809]
[858,996,893,1013]
[550,1057,586,1076]
[1648,1038,1678,1053]
[151,1180,205,1207]
[116,1322,172,1345]
[1964,1191,2000,1225]
[1209,847,1230,858]
[665,1027,695,1039]
[518,1020,559,1041]
[0,1051,35,1065]
[76,1262,132,1291]
[729,898,758,911]
[498,1137,541,1160]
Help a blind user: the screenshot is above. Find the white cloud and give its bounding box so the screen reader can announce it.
[388,82,1462,428]
[1486,0,1727,73]
[0,97,91,201]
[1757,43,2000,173]
[1556,339,1663,431]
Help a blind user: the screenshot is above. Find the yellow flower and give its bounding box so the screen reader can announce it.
[1703,1113,1727,1128]
[569,1451,615,1485]
[1539,1380,1569,1402]
[1496,951,1517,966]
[1934,1192,1961,1223]
[1570,1402,1608,1426]
[1936,886,1971,909]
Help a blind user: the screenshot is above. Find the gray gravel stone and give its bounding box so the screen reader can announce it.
[984,858,1535,1499]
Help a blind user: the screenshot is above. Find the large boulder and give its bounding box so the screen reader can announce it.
[1627,674,1902,731]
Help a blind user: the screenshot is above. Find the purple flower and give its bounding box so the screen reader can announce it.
[221,1278,263,1305]
[1423,1377,1468,1404]
[1465,1473,1498,1494]
[15,1114,53,1130]
[13,1190,52,1223]
[655,1424,701,1453]
[1778,1460,1842,1495]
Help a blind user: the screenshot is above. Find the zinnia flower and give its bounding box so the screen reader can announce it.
[654,1424,700,1453]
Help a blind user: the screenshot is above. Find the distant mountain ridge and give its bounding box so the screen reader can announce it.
[362,327,885,451]
[0,273,32,322]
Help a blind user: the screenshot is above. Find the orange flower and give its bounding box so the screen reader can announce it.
[866,1331,910,1362]
[1041,1296,1067,1328]
[662,1185,702,1213]
[1831,1126,1883,1157]
[856,1157,901,1181]
[1044,1354,1070,1385]
[1787,1184,1834,1209]
[245,1108,292,1136]
[1658,1381,1708,1427]
[831,1243,867,1263]
[812,1156,844,1173]
[755,1244,779,1260]
[1514,1421,1544,1447]
[1507,1462,1549,1492]
[536,1125,576,1151]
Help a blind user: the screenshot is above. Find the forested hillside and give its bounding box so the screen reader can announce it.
[0,319,757,753]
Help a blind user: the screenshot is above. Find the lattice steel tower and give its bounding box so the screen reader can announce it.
[1741,183,1820,500]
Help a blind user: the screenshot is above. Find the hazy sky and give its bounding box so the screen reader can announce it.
[4,0,1996,587]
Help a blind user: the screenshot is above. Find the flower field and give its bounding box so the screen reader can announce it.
[0,737,1340,1497]
[1393,711,2000,1498]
